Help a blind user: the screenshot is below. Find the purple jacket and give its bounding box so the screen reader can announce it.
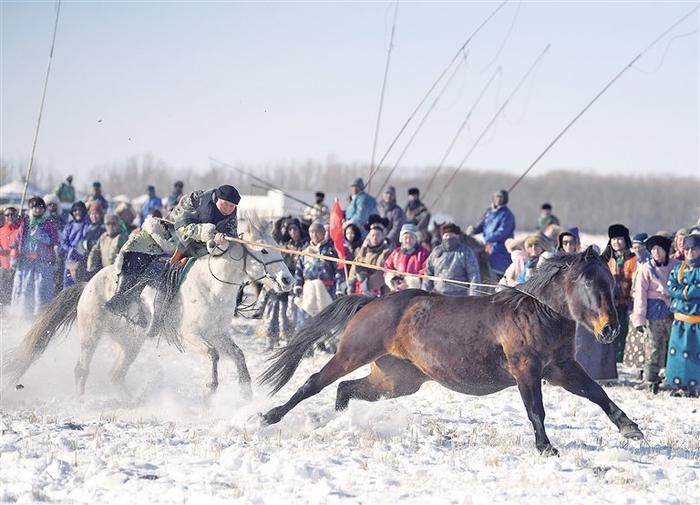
[61,219,90,263]
[13,216,59,262]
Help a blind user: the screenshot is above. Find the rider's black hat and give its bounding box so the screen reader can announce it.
[215,185,241,204]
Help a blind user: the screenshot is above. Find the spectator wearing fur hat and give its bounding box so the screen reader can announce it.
[404,187,431,235]
[384,224,430,291]
[303,191,329,226]
[347,219,392,296]
[665,233,700,396]
[61,201,90,288]
[467,189,516,277]
[378,186,406,248]
[345,178,377,230]
[87,214,128,274]
[42,194,65,232]
[11,197,60,315]
[671,228,688,261]
[423,223,480,296]
[630,235,677,392]
[601,223,638,363]
[114,201,137,234]
[499,238,528,289]
[516,234,549,284]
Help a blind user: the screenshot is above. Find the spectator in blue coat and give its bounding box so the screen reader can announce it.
[61,201,90,288]
[12,197,60,315]
[140,185,163,225]
[344,178,377,231]
[467,189,516,277]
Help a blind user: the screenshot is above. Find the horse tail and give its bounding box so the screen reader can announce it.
[2,282,86,389]
[258,294,374,395]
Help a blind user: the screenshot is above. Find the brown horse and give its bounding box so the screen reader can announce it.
[258,247,643,455]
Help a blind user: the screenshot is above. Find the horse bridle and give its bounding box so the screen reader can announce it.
[207,239,286,290]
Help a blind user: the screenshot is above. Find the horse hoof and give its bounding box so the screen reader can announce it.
[261,407,283,426]
[620,424,644,441]
[538,445,560,457]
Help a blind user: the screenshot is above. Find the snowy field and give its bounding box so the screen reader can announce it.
[1,309,699,504]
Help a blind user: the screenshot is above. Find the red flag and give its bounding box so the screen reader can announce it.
[329,198,346,264]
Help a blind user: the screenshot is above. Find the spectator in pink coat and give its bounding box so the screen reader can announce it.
[384,224,429,291]
[631,235,677,392]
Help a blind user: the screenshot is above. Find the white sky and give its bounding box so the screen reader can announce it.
[1,1,698,186]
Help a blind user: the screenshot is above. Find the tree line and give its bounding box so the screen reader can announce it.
[2,155,697,234]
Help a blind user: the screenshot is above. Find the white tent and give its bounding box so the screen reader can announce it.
[0,179,47,205]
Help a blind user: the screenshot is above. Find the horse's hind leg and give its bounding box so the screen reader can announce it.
[217,337,252,399]
[545,360,643,440]
[206,346,220,394]
[335,356,427,411]
[262,346,385,426]
[109,333,145,397]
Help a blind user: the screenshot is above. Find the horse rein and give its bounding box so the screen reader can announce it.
[207,238,286,289]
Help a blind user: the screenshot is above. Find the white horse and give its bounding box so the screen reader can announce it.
[3,212,293,397]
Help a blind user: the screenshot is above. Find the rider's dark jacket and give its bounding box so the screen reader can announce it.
[169,189,238,257]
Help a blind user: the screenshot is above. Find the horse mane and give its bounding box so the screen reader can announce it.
[492,252,584,327]
[240,210,271,239]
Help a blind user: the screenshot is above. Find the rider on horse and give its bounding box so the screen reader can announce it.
[104,185,241,321]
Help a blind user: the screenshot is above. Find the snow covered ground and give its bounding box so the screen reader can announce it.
[1,310,699,504]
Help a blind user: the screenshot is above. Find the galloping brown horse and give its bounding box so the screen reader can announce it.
[259,247,643,455]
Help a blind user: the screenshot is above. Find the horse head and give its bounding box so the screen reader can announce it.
[564,246,620,343]
[237,211,294,293]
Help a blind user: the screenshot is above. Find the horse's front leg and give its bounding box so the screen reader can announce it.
[545,359,643,440]
[514,371,558,456]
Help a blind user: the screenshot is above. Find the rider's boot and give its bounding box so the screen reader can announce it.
[104,271,138,317]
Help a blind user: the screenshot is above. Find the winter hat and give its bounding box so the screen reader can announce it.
[439,222,461,236]
[365,214,390,232]
[43,194,60,206]
[645,235,672,255]
[315,191,325,199]
[87,201,104,215]
[524,234,547,250]
[541,203,552,210]
[557,231,579,251]
[505,238,523,252]
[92,181,101,188]
[408,187,420,196]
[632,233,648,245]
[215,184,241,204]
[70,201,87,214]
[351,178,365,190]
[683,234,700,250]
[399,223,418,239]
[285,217,301,231]
[104,214,120,225]
[384,186,396,197]
[28,196,46,209]
[608,224,630,240]
[494,189,509,205]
